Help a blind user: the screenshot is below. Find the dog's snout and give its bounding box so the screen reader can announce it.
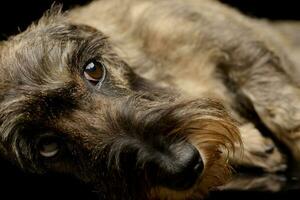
[146,142,204,190]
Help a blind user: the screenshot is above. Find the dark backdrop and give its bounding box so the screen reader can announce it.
[0,0,299,199]
[0,0,300,40]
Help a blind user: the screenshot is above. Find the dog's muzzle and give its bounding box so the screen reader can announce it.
[104,96,236,194]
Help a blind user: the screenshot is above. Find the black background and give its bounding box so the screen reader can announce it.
[0,0,300,40]
[0,0,299,199]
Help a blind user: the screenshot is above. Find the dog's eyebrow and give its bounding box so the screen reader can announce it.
[47,23,101,39]
[37,23,111,74]
[68,35,109,72]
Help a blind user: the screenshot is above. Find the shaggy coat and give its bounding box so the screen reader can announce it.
[1,0,300,199]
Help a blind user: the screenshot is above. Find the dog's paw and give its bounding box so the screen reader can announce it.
[231,123,287,173]
[220,173,287,192]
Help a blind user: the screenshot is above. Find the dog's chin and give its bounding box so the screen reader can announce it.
[150,178,204,200]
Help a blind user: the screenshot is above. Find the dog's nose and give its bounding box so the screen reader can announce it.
[147,143,204,190]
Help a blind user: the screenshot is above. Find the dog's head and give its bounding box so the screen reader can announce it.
[0,10,240,200]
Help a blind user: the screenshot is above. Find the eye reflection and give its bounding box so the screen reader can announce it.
[83,61,106,86]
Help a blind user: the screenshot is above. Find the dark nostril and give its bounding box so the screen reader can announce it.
[154,144,204,190]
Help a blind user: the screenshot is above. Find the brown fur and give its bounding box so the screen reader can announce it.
[1,0,300,199]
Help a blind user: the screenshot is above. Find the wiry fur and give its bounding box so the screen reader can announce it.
[1,0,300,199]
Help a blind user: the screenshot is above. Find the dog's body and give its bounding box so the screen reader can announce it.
[0,0,300,199]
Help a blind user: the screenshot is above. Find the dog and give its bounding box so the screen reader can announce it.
[1,0,300,199]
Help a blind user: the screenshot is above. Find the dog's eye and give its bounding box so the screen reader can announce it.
[38,137,60,158]
[84,61,106,86]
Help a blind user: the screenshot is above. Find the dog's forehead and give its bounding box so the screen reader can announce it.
[0,36,66,86]
[0,22,104,86]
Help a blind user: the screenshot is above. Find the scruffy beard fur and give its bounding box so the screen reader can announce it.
[1,0,300,199]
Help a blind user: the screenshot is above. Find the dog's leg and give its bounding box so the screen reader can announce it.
[221,35,300,159]
[221,173,286,192]
[197,5,300,159]
[230,123,286,173]
[227,123,287,191]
